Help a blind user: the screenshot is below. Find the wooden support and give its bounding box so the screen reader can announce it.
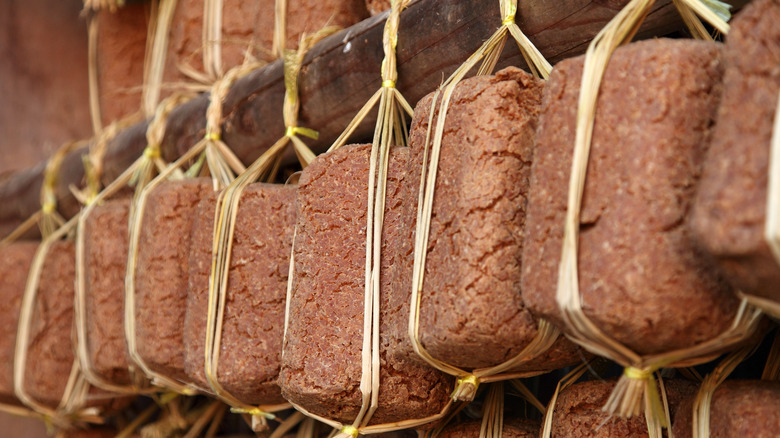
[0,0,696,237]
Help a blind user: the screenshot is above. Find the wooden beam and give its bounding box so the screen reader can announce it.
[0,0,696,237]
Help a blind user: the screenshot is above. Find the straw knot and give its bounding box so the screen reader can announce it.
[624,366,653,381]
[341,425,359,437]
[382,80,396,88]
[42,201,56,215]
[285,125,319,140]
[179,387,198,396]
[143,146,161,159]
[230,407,275,419]
[502,13,515,26]
[205,132,221,142]
[451,374,480,402]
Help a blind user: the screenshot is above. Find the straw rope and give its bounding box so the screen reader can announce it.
[13,108,142,429]
[71,115,142,207]
[142,0,180,117]
[407,0,557,402]
[550,1,762,436]
[273,0,288,59]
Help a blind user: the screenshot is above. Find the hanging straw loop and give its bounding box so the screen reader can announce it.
[14,214,106,429]
[283,1,457,434]
[2,140,85,246]
[75,97,190,395]
[407,0,555,396]
[130,93,193,191]
[199,30,337,431]
[123,66,256,395]
[75,115,141,206]
[548,1,762,435]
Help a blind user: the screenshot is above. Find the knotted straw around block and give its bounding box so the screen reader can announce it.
[0,140,87,423]
[16,111,139,429]
[125,62,253,396]
[552,1,762,436]
[201,29,332,432]
[407,0,560,405]
[74,94,192,395]
[14,214,104,431]
[281,1,457,436]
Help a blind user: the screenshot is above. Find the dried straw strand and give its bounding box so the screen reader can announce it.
[142,0,180,117]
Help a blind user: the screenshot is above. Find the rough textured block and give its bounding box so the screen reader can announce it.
[23,241,76,408]
[672,380,780,438]
[437,418,539,438]
[0,242,38,405]
[135,178,213,384]
[691,0,780,302]
[280,144,452,425]
[521,39,738,355]
[84,198,132,386]
[550,379,696,438]
[185,183,296,405]
[402,66,585,372]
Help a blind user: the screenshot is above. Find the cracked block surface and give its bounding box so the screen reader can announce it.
[0,242,37,405]
[672,380,780,438]
[550,379,695,438]
[691,0,780,302]
[84,198,132,386]
[185,183,295,405]
[135,178,213,384]
[399,66,585,371]
[521,39,739,355]
[280,144,452,426]
[23,241,76,408]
